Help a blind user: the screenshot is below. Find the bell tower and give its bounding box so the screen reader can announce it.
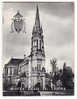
[31,5,45,72]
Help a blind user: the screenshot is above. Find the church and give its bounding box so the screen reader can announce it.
[3,5,48,91]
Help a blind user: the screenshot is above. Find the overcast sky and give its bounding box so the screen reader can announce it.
[3,2,74,72]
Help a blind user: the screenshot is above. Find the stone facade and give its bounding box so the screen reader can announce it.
[3,5,46,91]
[28,5,46,90]
[3,58,23,90]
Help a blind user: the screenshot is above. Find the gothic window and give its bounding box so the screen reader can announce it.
[38,40,41,50]
[37,64,41,71]
[40,40,41,50]
[34,40,37,46]
[10,68,12,75]
[6,68,8,75]
[8,68,10,76]
[37,40,38,50]
[42,42,44,49]
[14,68,17,75]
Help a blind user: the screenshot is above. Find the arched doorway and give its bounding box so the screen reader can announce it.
[17,80,25,90]
[17,80,22,89]
[34,82,42,90]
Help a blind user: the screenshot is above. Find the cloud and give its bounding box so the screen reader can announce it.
[40,12,74,46]
[3,2,74,72]
[39,2,74,17]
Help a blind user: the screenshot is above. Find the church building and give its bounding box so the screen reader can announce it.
[3,5,46,91]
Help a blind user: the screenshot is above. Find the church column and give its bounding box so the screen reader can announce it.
[28,58,32,90]
[42,74,45,90]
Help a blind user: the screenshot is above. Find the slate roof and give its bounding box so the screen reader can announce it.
[5,58,24,66]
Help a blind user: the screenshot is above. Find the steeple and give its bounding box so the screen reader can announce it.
[31,4,45,73]
[35,5,40,28]
[32,5,43,34]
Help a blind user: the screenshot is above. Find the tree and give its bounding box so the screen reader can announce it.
[50,58,57,75]
[51,70,62,89]
[50,58,58,90]
[61,63,74,90]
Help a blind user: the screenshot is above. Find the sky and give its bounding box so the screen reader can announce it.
[3,2,74,72]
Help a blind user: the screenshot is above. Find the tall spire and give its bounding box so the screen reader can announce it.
[35,5,40,28]
[32,5,43,35]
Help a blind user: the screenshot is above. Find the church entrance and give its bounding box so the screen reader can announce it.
[17,80,25,91]
[34,82,42,90]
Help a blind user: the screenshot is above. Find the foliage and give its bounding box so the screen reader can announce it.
[61,64,74,90]
[50,61,74,91]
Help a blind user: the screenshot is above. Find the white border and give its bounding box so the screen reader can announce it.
[0,0,76,98]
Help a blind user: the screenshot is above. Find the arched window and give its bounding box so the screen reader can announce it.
[37,64,41,71]
[40,40,41,50]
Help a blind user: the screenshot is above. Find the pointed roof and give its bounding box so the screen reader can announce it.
[32,5,43,35]
[5,58,24,66]
[35,5,40,28]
